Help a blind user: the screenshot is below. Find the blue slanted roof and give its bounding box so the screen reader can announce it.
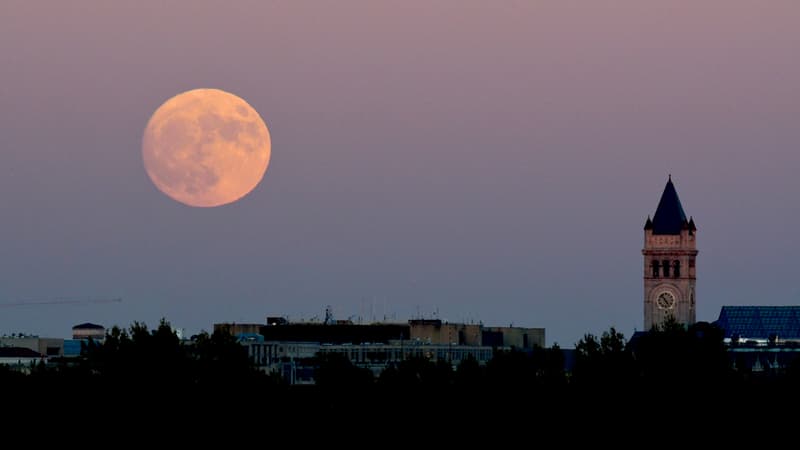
[714,306,800,340]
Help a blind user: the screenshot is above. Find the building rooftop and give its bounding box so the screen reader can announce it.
[0,347,42,358]
[72,323,104,330]
[714,306,800,340]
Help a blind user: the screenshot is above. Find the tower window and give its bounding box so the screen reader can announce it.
[662,260,670,277]
[651,260,660,278]
[673,260,681,278]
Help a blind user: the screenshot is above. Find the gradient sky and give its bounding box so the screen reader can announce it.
[1,1,798,347]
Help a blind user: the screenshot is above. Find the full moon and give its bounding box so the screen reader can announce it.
[142,88,271,207]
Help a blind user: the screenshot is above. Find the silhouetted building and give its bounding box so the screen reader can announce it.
[266,316,288,326]
[213,323,262,337]
[215,317,544,349]
[241,340,494,384]
[215,317,545,346]
[258,322,410,345]
[215,315,544,383]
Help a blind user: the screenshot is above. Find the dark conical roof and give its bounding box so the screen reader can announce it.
[644,216,653,230]
[651,176,687,235]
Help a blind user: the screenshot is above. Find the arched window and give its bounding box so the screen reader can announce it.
[673,260,681,278]
[662,260,670,277]
[651,260,660,278]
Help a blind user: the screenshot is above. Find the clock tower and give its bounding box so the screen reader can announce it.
[643,176,697,330]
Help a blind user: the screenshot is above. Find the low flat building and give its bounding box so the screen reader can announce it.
[0,336,64,357]
[216,318,545,349]
[216,315,544,384]
[242,340,494,384]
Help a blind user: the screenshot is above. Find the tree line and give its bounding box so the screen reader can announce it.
[2,317,800,412]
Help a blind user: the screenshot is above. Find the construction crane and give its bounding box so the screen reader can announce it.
[0,297,122,308]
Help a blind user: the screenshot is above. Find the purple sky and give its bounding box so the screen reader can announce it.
[1,1,798,347]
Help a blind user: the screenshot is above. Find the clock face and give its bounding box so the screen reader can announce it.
[656,292,675,310]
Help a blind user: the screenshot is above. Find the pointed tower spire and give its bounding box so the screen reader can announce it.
[642,176,698,332]
[651,176,687,235]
